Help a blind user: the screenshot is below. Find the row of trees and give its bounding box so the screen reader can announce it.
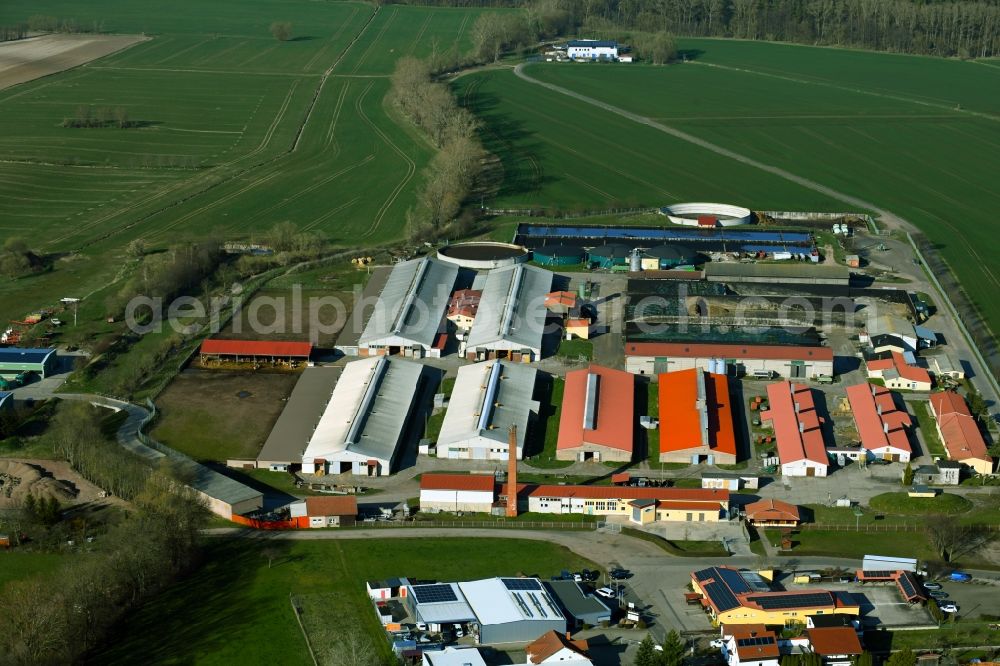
[0,462,210,664]
[23,14,104,34]
[391,0,999,58]
[390,56,487,241]
[0,24,28,41]
[62,105,136,129]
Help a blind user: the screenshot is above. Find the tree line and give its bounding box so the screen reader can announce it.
[0,24,28,41]
[390,56,488,242]
[389,0,999,58]
[62,105,137,129]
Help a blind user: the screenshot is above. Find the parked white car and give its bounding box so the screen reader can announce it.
[710,639,725,649]
[595,587,616,599]
[939,603,959,614]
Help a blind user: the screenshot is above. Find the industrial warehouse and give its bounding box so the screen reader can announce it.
[556,364,635,462]
[658,368,738,465]
[466,264,553,362]
[436,360,539,461]
[358,257,458,358]
[625,342,834,379]
[301,357,424,476]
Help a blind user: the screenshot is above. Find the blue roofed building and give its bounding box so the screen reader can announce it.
[567,40,619,60]
[0,347,58,378]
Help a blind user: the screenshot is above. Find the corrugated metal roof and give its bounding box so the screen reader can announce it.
[257,367,341,464]
[0,347,56,364]
[304,357,423,465]
[658,369,736,456]
[467,265,553,353]
[438,360,538,451]
[558,365,634,453]
[705,263,848,281]
[626,342,833,361]
[359,257,458,349]
[420,473,495,492]
[200,339,312,357]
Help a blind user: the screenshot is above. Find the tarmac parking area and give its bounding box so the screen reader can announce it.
[785,580,932,627]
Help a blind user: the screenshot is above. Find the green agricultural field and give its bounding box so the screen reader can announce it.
[0,552,65,589]
[89,537,596,665]
[521,42,1000,336]
[0,0,489,322]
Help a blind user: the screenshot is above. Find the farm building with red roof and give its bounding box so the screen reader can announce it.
[557,365,635,462]
[865,352,933,391]
[744,499,801,527]
[199,339,312,362]
[625,342,833,380]
[929,391,994,475]
[419,473,497,513]
[658,368,737,464]
[846,383,912,462]
[761,382,829,477]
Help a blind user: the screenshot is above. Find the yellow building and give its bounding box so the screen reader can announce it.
[692,567,860,627]
[499,484,729,524]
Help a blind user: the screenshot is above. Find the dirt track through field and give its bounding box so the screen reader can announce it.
[0,34,147,90]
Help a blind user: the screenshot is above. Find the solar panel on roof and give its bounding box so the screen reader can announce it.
[737,637,775,648]
[750,593,833,610]
[503,578,542,591]
[897,572,922,599]
[861,570,896,578]
[412,584,458,604]
[704,581,741,612]
[694,568,716,582]
[718,568,753,594]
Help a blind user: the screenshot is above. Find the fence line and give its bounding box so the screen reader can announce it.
[801,522,1000,532]
[349,520,599,530]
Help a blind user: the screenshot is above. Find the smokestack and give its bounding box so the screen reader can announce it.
[506,424,518,517]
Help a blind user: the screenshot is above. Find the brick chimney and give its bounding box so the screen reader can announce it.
[506,424,518,517]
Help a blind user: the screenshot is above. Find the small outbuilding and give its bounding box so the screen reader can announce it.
[290,496,358,528]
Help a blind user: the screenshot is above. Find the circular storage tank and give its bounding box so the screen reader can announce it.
[588,243,633,269]
[437,241,529,270]
[644,243,699,268]
[531,244,585,266]
[658,202,753,227]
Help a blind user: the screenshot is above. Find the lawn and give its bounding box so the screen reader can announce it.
[868,492,973,515]
[786,529,937,561]
[912,400,947,458]
[621,527,730,557]
[525,375,574,469]
[555,337,593,361]
[524,43,1000,337]
[0,0,489,323]
[0,552,65,590]
[150,369,299,462]
[89,537,597,664]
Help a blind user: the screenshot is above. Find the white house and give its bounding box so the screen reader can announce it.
[566,40,619,60]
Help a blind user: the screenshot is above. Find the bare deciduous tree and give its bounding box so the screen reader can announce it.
[270,21,292,42]
[926,515,995,561]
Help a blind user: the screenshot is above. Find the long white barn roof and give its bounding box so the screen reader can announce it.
[303,357,422,463]
[466,264,552,352]
[360,257,458,349]
[438,360,537,449]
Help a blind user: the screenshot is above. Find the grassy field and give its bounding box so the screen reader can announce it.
[150,369,298,462]
[522,41,1000,335]
[89,537,596,665]
[868,491,973,515]
[0,0,492,322]
[0,552,65,589]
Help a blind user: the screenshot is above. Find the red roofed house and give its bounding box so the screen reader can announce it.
[805,627,863,666]
[744,499,801,527]
[865,352,933,391]
[199,339,312,363]
[929,391,994,475]
[723,625,780,666]
[545,290,578,314]
[289,495,357,528]
[625,342,833,380]
[658,368,737,465]
[761,382,829,477]
[557,365,635,463]
[446,289,481,331]
[525,630,589,664]
[419,473,496,513]
[846,382,913,462]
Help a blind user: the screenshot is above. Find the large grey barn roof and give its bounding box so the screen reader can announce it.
[359,257,458,349]
[466,264,553,352]
[438,360,538,449]
[257,367,341,464]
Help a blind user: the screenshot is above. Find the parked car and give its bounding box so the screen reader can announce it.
[581,569,599,582]
[572,572,583,582]
[709,639,725,649]
[416,622,428,632]
[923,582,943,590]
[929,591,949,600]
[453,624,464,638]
[610,569,632,580]
[940,603,960,614]
[949,571,972,582]
[595,587,616,599]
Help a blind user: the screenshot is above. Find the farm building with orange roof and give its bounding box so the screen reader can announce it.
[929,391,994,475]
[846,383,912,462]
[658,368,737,465]
[761,381,829,477]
